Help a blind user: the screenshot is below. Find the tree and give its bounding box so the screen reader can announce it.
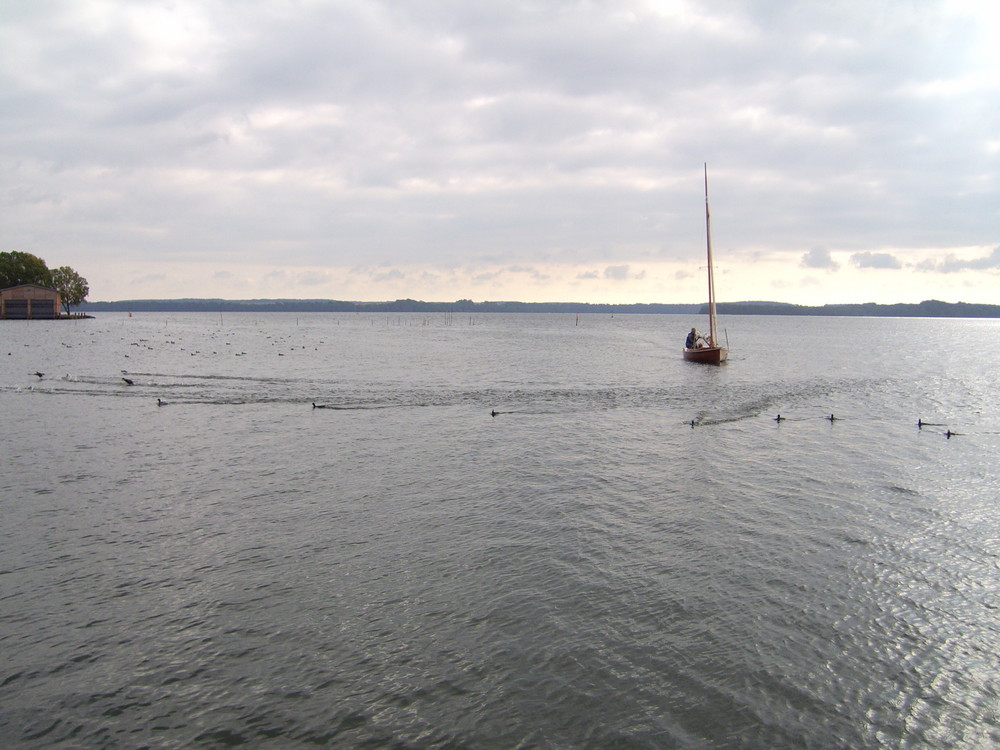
[50,266,90,315]
[0,251,52,288]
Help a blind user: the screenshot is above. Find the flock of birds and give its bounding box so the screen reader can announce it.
[27,369,970,437]
[19,326,332,407]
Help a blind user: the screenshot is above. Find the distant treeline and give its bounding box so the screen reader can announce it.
[78,298,701,314]
[77,298,1000,318]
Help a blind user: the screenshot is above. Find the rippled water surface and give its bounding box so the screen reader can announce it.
[1,312,998,748]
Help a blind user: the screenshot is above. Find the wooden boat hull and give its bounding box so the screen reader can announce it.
[683,346,728,364]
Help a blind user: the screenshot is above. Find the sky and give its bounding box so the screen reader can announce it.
[2,0,998,305]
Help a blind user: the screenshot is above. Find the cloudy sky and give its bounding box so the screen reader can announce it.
[2,0,998,304]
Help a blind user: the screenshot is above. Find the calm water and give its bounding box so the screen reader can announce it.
[1,312,998,749]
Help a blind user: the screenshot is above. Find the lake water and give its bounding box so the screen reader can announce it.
[1,312,998,748]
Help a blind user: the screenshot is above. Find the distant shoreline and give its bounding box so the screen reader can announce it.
[75,298,1000,318]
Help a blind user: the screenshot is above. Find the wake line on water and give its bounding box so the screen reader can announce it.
[6,375,994,439]
[121,371,332,386]
[686,413,758,427]
[489,409,567,417]
[311,403,398,411]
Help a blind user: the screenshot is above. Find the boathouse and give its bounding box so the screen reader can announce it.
[0,284,61,319]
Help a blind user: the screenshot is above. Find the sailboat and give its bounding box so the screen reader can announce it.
[683,164,728,364]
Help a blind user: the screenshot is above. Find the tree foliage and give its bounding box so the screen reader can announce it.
[0,251,52,288]
[51,266,90,314]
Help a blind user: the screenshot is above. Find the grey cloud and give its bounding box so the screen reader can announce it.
[603,265,631,280]
[800,248,839,270]
[506,265,550,281]
[297,271,332,286]
[577,265,645,281]
[851,252,902,269]
[943,246,1000,272]
[470,266,551,284]
[919,246,1000,273]
[603,265,646,281]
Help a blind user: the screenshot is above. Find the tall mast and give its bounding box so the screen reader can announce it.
[704,163,718,347]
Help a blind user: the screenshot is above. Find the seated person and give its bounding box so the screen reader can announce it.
[685,328,698,349]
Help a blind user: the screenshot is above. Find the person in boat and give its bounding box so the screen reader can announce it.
[685,328,698,349]
[686,328,709,349]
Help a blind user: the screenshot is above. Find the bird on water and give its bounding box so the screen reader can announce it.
[122,378,134,385]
